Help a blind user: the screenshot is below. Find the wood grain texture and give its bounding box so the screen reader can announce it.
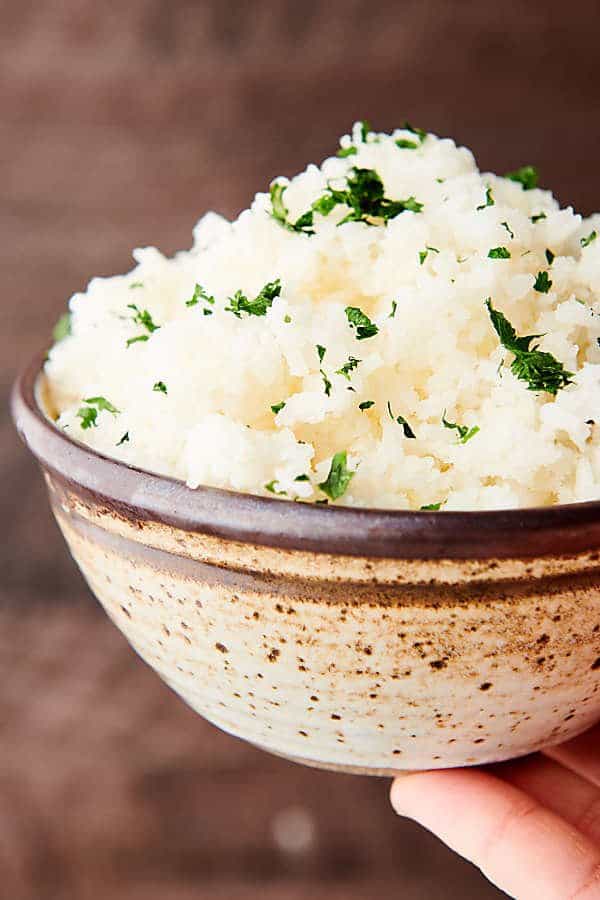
[4,0,600,895]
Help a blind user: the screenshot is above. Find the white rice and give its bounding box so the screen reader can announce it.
[45,123,600,510]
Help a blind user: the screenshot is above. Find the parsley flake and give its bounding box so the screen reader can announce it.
[186,283,215,308]
[264,480,287,496]
[225,279,281,317]
[321,370,332,396]
[336,356,361,380]
[129,282,144,289]
[271,401,286,415]
[389,300,397,318]
[420,501,444,511]
[442,411,480,444]
[531,211,547,223]
[345,306,379,340]
[359,400,375,410]
[117,432,130,446]
[294,474,310,482]
[270,182,315,235]
[316,344,326,363]
[337,145,358,158]
[127,304,159,333]
[126,334,149,348]
[581,230,597,248]
[488,247,511,259]
[485,298,573,394]
[534,270,552,293]
[52,312,71,343]
[312,167,423,227]
[77,396,120,429]
[505,165,539,190]
[477,186,495,210]
[318,451,355,500]
[419,245,440,265]
[153,381,167,394]
[501,221,514,239]
[387,401,416,438]
[545,248,555,265]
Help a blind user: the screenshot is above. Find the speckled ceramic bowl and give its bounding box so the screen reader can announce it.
[11,353,600,775]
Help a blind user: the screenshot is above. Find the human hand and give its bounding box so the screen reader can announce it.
[390,724,600,899]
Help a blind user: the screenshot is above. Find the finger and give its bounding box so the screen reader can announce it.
[544,723,600,789]
[390,769,600,900]
[496,755,600,844]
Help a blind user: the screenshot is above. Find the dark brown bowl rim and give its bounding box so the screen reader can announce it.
[11,351,600,559]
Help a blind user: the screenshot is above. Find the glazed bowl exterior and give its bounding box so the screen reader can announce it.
[11,354,600,775]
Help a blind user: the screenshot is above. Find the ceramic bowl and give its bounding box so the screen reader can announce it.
[11,353,600,775]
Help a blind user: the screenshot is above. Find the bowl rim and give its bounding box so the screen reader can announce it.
[11,350,600,560]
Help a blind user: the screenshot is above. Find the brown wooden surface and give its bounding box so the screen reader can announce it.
[3,1,600,897]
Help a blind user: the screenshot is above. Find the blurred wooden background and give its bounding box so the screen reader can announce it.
[3,1,600,897]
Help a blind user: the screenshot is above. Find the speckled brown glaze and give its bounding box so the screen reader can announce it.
[11,354,600,775]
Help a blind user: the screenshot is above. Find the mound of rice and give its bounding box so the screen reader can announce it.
[45,123,600,510]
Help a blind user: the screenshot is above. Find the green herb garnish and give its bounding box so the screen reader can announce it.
[186,283,215,308]
[117,432,129,446]
[127,304,159,332]
[294,474,310,482]
[321,370,332,396]
[387,401,416,438]
[337,145,358,158]
[129,282,144,289]
[389,300,397,318]
[545,248,555,265]
[316,344,326,363]
[318,451,355,500]
[534,270,552,293]
[442,411,480,444]
[420,501,444,511]
[488,247,511,259]
[225,279,282,317]
[265,480,287,496]
[581,230,597,248]
[336,356,361,380]
[419,245,439,265]
[345,306,379,340]
[312,167,422,226]
[77,396,119,429]
[505,165,539,190]
[52,312,71,342]
[359,400,375,410]
[271,401,286,415]
[501,221,514,239]
[531,211,547,223]
[153,381,167,394]
[485,298,573,394]
[126,334,150,347]
[477,186,495,210]
[270,182,315,235]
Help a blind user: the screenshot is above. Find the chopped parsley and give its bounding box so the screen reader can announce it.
[581,230,597,248]
[420,501,444,511]
[312,167,423,226]
[153,381,167,394]
[186,283,215,308]
[501,221,514,239]
[505,165,539,190]
[52,312,71,342]
[264,480,287,496]
[318,451,355,500]
[129,282,144,289]
[337,145,357,158]
[77,396,120,430]
[270,182,315,235]
[442,411,480,444]
[488,247,511,259]
[387,401,416,438]
[117,432,129,446]
[389,300,397,318]
[126,334,149,347]
[477,186,495,210]
[225,279,281,317]
[534,270,552,293]
[419,245,439,265]
[545,248,555,265]
[345,306,379,340]
[321,369,332,396]
[284,314,292,323]
[359,400,375,410]
[317,344,326,363]
[486,298,573,394]
[531,211,547,223]
[271,400,286,414]
[128,304,159,332]
[397,121,426,145]
[336,356,361,380]
[294,474,310,482]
